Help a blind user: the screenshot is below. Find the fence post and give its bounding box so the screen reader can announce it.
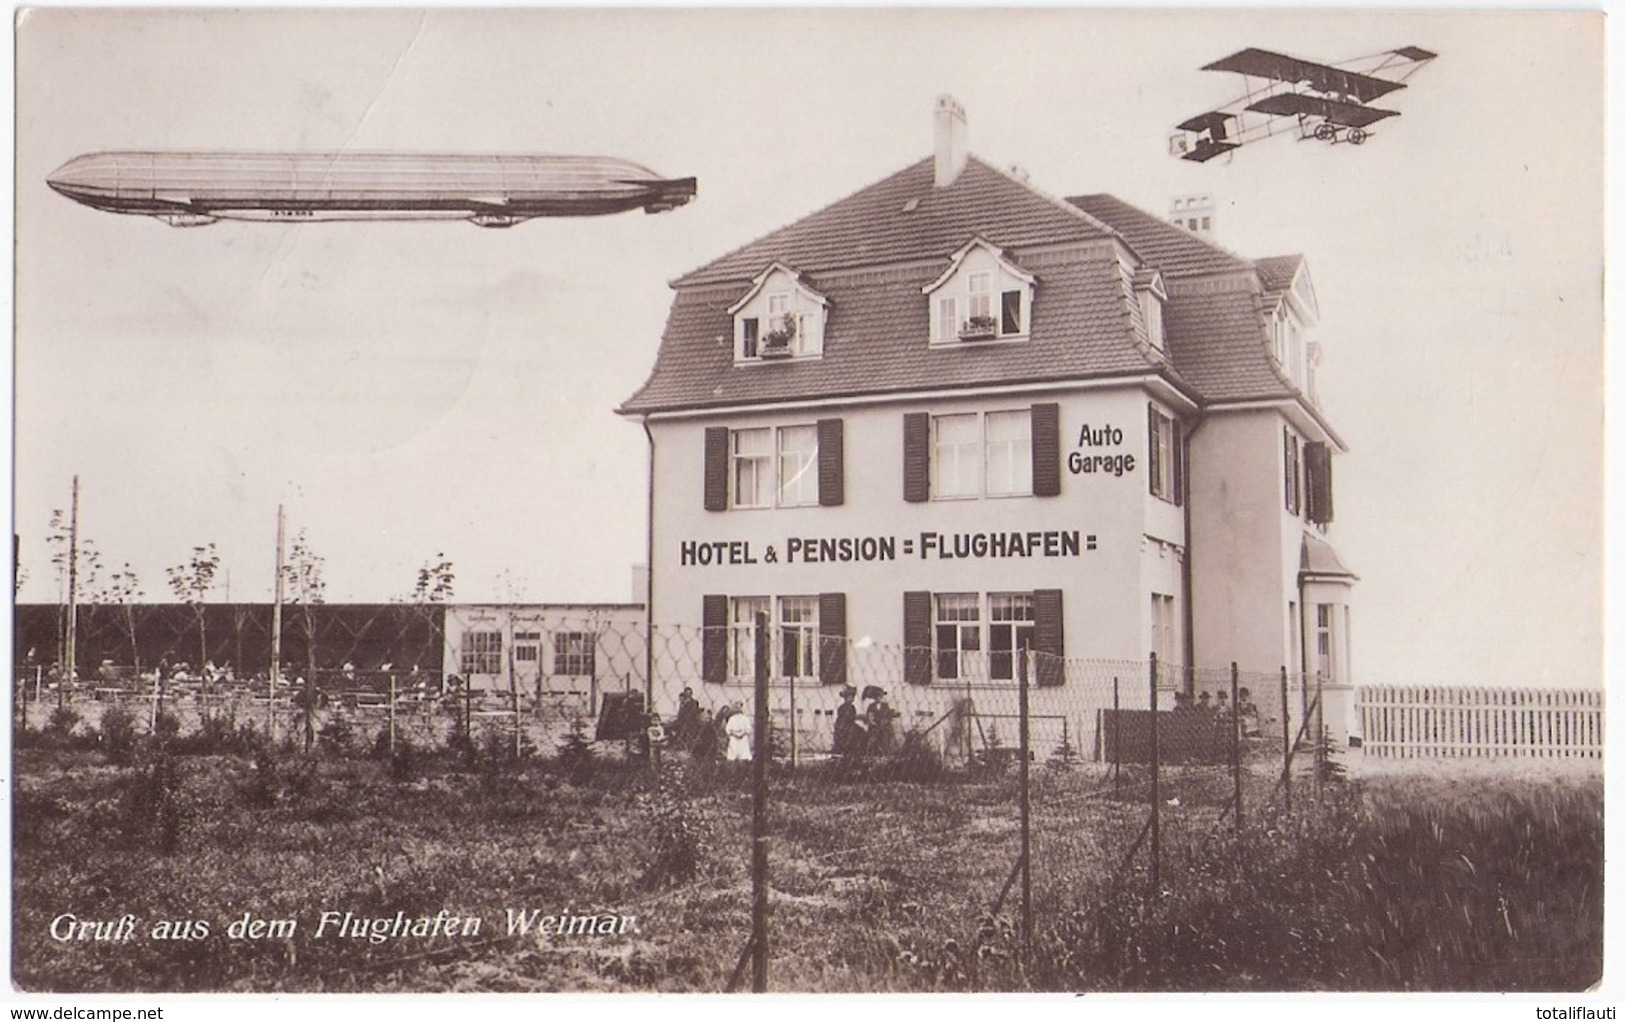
[1148,651,1160,896]
[1315,671,1326,799]
[1280,666,1292,814]
[1112,676,1121,795]
[388,673,397,756]
[463,677,473,764]
[751,611,770,993]
[1018,646,1033,955]
[1231,662,1241,833]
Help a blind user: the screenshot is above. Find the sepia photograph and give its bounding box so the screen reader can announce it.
[7,5,1607,1007]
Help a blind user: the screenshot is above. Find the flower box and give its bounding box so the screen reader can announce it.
[958,316,998,341]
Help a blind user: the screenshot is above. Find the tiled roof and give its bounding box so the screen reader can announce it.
[621,160,1315,415]
[675,157,1112,288]
[1301,532,1357,578]
[1255,254,1304,294]
[1163,289,1293,403]
[1067,194,1253,278]
[1071,194,1295,404]
[621,256,1156,414]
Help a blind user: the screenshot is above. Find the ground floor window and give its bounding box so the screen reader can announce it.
[1151,593,1178,667]
[460,630,502,675]
[728,596,819,681]
[1315,604,1336,683]
[553,632,596,676]
[934,592,1035,682]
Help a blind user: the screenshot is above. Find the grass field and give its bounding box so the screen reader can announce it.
[10,734,1603,993]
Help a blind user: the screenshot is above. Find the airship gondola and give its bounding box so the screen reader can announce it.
[46,151,697,227]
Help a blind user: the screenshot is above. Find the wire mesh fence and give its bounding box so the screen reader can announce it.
[16,605,1343,990]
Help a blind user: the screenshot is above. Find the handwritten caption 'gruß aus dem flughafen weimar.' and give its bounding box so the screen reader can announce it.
[47,908,640,946]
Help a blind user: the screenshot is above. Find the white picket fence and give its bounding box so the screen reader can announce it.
[1357,685,1602,759]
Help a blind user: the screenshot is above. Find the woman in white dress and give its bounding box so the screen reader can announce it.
[724,703,753,761]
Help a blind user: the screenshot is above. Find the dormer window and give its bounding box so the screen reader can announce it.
[924,238,1034,346]
[1272,306,1309,391]
[730,264,828,363]
[1134,269,1168,352]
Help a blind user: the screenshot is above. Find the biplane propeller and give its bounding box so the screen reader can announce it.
[1171,46,1436,162]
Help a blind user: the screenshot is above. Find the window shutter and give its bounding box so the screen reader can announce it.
[1146,403,1161,497]
[903,412,930,503]
[1033,589,1065,687]
[1031,402,1061,497]
[1305,442,1334,524]
[704,427,729,512]
[1172,418,1185,506]
[903,591,932,685]
[1283,428,1299,515]
[701,595,727,684]
[817,418,845,507]
[818,592,846,686]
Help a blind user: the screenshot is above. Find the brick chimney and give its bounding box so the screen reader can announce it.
[934,95,968,187]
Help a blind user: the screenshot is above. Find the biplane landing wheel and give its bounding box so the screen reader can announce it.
[1313,123,1337,142]
[1347,127,1368,145]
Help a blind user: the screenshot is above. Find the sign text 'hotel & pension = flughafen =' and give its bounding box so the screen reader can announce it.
[617,98,1357,747]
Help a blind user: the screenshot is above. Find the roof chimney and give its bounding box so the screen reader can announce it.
[934,95,968,187]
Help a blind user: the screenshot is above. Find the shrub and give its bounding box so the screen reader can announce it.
[171,713,261,757]
[319,713,356,755]
[444,712,475,764]
[237,747,320,809]
[1047,720,1081,771]
[44,706,82,746]
[97,705,142,764]
[879,728,947,783]
[152,710,182,744]
[555,719,596,784]
[120,750,192,854]
[638,764,714,889]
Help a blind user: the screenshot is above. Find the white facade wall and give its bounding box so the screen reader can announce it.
[442,604,645,703]
[1186,407,1357,741]
[641,382,1190,757]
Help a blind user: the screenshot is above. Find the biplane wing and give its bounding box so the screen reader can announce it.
[1171,45,1436,162]
[1176,111,1235,139]
[1203,47,1407,103]
[1245,93,1401,129]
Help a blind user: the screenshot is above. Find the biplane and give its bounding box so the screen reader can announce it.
[1171,46,1436,162]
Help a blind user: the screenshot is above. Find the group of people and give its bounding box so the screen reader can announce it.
[832,684,899,757]
[666,683,901,761]
[1172,686,1262,738]
[670,687,755,761]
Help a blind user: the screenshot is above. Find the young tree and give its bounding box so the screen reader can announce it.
[102,564,146,673]
[166,543,220,676]
[46,507,102,686]
[410,553,456,604]
[282,529,326,749]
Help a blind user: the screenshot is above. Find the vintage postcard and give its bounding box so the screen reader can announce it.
[8,6,1607,1013]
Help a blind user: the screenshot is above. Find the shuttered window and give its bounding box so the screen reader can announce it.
[705,421,844,509]
[1305,441,1334,524]
[703,427,729,511]
[817,419,844,507]
[701,595,728,684]
[1031,402,1061,497]
[1034,589,1065,687]
[903,591,932,685]
[903,413,931,503]
[1284,428,1301,515]
[818,592,847,686]
[906,590,1066,686]
[1148,404,1180,505]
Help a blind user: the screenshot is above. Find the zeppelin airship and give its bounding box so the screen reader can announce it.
[46,151,697,227]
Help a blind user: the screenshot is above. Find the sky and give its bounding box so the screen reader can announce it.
[11,8,1604,692]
